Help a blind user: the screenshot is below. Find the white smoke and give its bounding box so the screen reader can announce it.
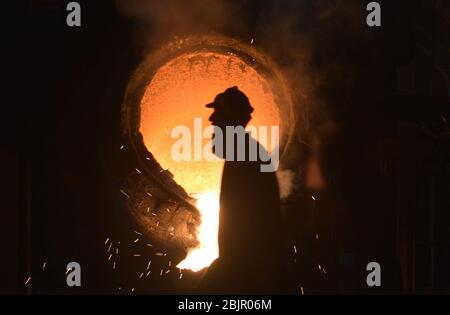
[276,169,295,199]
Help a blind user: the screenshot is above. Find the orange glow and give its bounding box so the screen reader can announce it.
[140,52,280,195]
[176,192,220,272]
[139,51,281,271]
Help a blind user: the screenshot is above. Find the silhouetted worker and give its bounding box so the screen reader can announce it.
[200,86,290,294]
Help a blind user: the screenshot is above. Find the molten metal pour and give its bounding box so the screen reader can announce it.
[177,193,220,272]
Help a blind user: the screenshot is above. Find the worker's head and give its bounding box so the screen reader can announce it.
[206,86,253,130]
[206,87,254,158]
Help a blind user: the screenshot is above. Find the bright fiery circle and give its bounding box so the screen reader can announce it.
[130,36,293,272]
[140,51,281,195]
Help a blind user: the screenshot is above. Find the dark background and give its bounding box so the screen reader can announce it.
[1,0,449,294]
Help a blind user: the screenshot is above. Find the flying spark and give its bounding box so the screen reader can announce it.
[120,189,130,198]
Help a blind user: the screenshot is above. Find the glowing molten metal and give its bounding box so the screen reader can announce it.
[139,49,281,271]
[177,192,220,272]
